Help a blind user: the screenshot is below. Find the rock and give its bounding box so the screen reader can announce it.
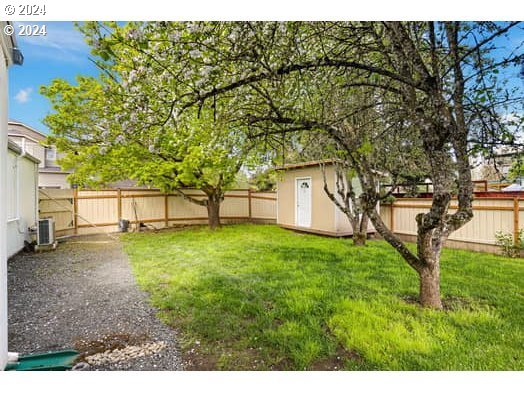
[72,362,91,371]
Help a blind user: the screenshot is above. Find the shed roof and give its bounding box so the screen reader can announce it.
[274,159,340,171]
[501,183,524,192]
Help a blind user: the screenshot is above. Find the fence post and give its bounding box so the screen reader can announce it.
[73,188,78,235]
[513,197,519,246]
[164,193,169,228]
[117,188,122,222]
[248,189,252,221]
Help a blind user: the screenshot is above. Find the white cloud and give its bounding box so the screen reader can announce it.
[14,87,33,103]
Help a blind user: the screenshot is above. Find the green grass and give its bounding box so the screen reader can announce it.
[122,224,524,370]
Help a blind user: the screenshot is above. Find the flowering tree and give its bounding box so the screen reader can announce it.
[41,23,260,229]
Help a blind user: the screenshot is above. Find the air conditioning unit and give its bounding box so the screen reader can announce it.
[37,218,55,246]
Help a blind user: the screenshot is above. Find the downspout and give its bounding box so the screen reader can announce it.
[32,157,38,232]
[35,163,38,228]
[28,152,40,235]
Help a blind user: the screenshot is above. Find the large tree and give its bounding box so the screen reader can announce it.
[139,21,522,308]
[41,23,261,229]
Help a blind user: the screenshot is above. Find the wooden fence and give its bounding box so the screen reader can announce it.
[39,188,277,236]
[40,189,522,252]
[380,197,524,253]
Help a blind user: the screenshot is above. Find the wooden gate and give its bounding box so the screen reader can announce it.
[38,189,75,236]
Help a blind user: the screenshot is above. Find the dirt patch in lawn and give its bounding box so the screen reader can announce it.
[181,346,221,370]
[401,294,488,312]
[182,343,266,370]
[310,346,363,371]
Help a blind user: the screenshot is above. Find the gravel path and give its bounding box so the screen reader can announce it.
[7,234,182,371]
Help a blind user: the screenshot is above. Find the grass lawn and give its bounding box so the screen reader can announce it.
[122,224,523,370]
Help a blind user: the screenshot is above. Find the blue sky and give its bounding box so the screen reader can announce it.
[8,21,523,135]
[8,22,99,133]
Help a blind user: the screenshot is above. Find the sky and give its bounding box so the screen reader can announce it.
[8,22,99,133]
[7,21,524,135]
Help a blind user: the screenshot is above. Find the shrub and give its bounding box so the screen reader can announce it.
[494,229,524,258]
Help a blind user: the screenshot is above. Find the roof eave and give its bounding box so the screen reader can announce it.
[8,140,41,164]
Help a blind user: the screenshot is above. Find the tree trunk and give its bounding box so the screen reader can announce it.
[353,212,369,246]
[353,231,367,246]
[206,193,222,230]
[349,216,366,246]
[418,263,442,309]
[416,229,444,309]
[361,191,446,309]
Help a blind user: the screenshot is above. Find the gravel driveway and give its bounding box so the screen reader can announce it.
[7,234,182,371]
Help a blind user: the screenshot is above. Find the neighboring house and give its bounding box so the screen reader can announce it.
[1,21,23,370]
[470,147,523,182]
[275,160,376,237]
[6,140,39,257]
[7,120,72,189]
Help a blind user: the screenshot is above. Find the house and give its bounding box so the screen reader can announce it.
[8,120,72,189]
[470,146,523,182]
[1,20,23,370]
[6,140,39,257]
[276,160,376,237]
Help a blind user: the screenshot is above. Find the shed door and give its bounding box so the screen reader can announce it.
[296,178,311,227]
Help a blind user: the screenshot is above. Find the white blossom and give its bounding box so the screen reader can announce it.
[128,70,138,83]
[169,31,181,42]
[187,23,199,33]
[201,66,213,77]
[189,49,202,59]
[161,71,170,82]
[127,29,143,40]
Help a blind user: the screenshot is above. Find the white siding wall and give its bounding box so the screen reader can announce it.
[6,150,38,257]
[39,172,70,189]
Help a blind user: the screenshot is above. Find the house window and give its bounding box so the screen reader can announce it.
[46,147,57,161]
